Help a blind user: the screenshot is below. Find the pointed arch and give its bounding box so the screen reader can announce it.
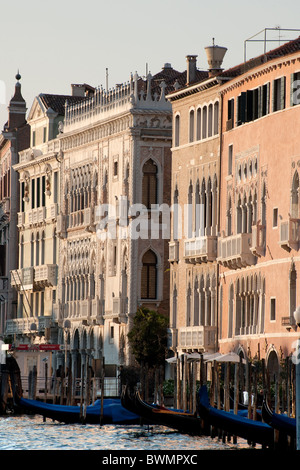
[187,181,193,238]
[228,283,234,338]
[194,276,199,326]
[142,158,158,209]
[141,249,157,299]
[291,171,299,218]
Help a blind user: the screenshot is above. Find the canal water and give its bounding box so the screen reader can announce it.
[0,414,260,451]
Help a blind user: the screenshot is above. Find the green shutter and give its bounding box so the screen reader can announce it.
[280,76,286,110]
[266,82,270,115]
[272,80,276,112]
[238,92,246,125]
[290,73,295,107]
[258,86,262,118]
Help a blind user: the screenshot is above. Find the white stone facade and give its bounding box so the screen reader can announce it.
[52,68,180,379]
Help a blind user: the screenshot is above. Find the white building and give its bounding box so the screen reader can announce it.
[54,66,185,384]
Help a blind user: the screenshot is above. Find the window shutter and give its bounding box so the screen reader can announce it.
[238,92,246,125]
[246,90,253,122]
[280,76,286,110]
[272,80,276,112]
[290,73,295,107]
[258,86,262,118]
[266,82,270,115]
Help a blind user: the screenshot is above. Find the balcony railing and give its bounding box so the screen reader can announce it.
[17,212,25,226]
[169,241,179,262]
[0,276,8,292]
[281,316,296,330]
[49,203,59,219]
[178,326,217,351]
[10,269,22,287]
[113,297,128,317]
[34,264,57,287]
[6,316,52,335]
[167,327,178,350]
[217,232,256,269]
[250,224,265,257]
[28,207,46,225]
[184,236,217,263]
[56,214,67,238]
[11,266,57,290]
[279,218,300,251]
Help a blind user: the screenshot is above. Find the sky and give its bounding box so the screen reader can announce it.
[1,0,300,127]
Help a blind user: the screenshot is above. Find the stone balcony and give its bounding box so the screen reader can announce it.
[11,265,57,290]
[217,232,256,269]
[184,236,217,263]
[102,297,128,323]
[178,326,217,352]
[281,316,296,331]
[17,212,25,227]
[250,223,265,257]
[10,269,22,288]
[28,207,46,225]
[34,264,57,288]
[6,316,52,335]
[279,218,300,251]
[56,214,67,238]
[167,327,178,350]
[0,276,8,291]
[62,298,104,325]
[168,241,179,262]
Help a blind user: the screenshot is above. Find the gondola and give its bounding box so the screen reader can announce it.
[197,385,274,448]
[130,389,203,435]
[17,396,140,425]
[262,400,296,438]
[121,386,153,425]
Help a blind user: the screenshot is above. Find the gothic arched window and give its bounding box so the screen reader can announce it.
[142,159,158,209]
[141,249,157,299]
[291,171,299,218]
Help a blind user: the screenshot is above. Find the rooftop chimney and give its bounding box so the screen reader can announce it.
[71,83,95,97]
[205,39,227,77]
[186,55,197,85]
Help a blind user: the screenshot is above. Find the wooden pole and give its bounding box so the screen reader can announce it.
[233,361,240,444]
[100,357,105,426]
[287,357,291,416]
[176,357,181,410]
[159,365,164,406]
[44,362,48,402]
[224,362,230,412]
[80,362,84,422]
[67,362,72,406]
[145,363,149,403]
[154,368,158,404]
[140,362,145,400]
[247,360,251,419]
[216,362,221,409]
[253,365,258,422]
[183,355,187,412]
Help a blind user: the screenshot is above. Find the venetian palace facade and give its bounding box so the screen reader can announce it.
[168,36,300,376]
[3,34,300,386]
[8,66,186,386]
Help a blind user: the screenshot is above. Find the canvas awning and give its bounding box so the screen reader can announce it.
[166,351,246,364]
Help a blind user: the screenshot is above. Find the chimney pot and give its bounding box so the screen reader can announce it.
[205,42,227,77]
[186,55,197,85]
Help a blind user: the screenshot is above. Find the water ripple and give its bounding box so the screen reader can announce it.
[0,415,258,450]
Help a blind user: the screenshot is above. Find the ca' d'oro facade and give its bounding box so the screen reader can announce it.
[8,65,188,389]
